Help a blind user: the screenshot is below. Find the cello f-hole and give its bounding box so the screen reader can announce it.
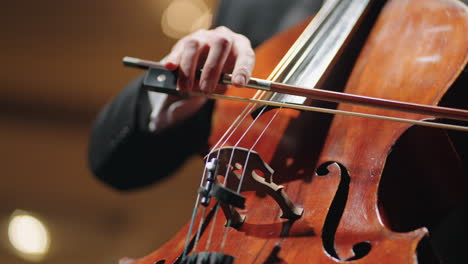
[317,162,372,261]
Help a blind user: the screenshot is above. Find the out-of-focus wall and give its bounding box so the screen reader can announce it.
[0,0,216,263]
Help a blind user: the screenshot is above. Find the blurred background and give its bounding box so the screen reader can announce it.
[3,1,468,264]
[0,0,217,263]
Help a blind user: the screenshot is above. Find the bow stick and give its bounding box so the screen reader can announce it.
[123,56,468,131]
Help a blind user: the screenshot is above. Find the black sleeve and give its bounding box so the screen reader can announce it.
[212,0,294,48]
[88,76,213,191]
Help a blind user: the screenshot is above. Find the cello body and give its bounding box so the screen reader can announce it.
[137,0,468,263]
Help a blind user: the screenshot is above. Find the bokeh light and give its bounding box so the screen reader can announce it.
[161,0,212,39]
[8,210,50,262]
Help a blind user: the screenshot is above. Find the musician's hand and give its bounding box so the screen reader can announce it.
[150,27,255,132]
[164,26,255,93]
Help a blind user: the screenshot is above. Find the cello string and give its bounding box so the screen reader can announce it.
[186,12,321,254]
[220,104,269,190]
[200,22,310,247]
[259,0,341,87]
[209,93,263,151]
[192,206,207,253]
[153,17,326,254]
[207,25,314,251]
[215,14,340,244]
[186,91,269,254]
[204,104,269,251]
[219,218,232,252]
[211,20,327,250]
[204,203,220,251]
[198,90,284,253]
[189,102,260,254]
[211,101,260,155]
[217,106,286,251]
[214,24,317,244]
[182,193,204,257]
[198,102,264,252]
[236,106,284,193]
[182,93,264,257]
[218,106,285,249]
[194,91,291,253]
[183,103,256,256]
[201,93,468,132]
[205,0,313,146]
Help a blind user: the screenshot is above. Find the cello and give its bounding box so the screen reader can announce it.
[125,0,468,263]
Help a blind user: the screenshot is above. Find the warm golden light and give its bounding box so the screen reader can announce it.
[161,0,212,39]
[8,211,50,262]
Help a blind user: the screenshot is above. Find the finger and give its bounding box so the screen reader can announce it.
[231,35,255,87]
[178,38,205,92]
[166,96,207,124]
[199,34,233,93]
[164,42,184,71]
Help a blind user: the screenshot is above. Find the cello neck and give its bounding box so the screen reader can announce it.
[266,0,374,105]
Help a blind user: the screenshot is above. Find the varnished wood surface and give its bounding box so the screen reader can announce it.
[135,0,468,263]
[320,0,468,260]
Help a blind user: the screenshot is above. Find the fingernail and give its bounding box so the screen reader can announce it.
[165,62,177,71]
[233,75,246,87]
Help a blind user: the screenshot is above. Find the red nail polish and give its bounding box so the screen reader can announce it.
[165,62,178,71]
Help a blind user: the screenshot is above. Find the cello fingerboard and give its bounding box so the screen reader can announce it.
[264,0,374,106]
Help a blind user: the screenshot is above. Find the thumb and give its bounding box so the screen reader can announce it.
[166,96,208,124]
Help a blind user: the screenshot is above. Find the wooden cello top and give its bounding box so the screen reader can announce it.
[134,0,468,263]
